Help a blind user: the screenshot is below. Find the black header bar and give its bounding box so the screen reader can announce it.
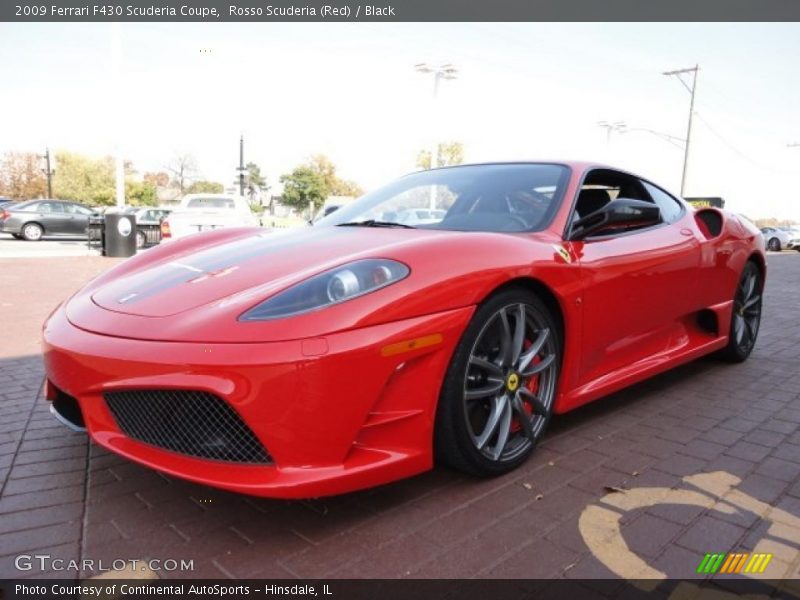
[5,0,800,22]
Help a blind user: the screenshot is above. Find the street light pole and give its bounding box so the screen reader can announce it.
[238,134,245,197]
[597,120,627,144]
[663,65,699,197]
[415,63,458,170]
[415,63,457,210]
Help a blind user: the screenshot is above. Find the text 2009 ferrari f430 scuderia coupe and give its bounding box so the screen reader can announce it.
[43,162,765,498]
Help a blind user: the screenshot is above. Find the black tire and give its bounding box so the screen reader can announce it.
[21,222,44,241]
[136,230,146,249]
[434,288,561,477]
[767,237,781,252]
[719,261,762,363]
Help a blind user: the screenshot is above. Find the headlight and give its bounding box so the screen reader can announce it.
[239,259,410,321]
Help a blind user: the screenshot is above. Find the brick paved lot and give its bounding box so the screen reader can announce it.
[0,254,798,582]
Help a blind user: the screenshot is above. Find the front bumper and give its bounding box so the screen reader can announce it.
[43,304,472,498]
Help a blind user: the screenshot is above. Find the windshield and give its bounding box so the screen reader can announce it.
[319,163,570,233]
[186,197,235,209]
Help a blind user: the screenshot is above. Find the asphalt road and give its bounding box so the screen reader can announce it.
[0,233,100,258]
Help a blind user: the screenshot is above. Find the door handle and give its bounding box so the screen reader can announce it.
[680,228,693,237]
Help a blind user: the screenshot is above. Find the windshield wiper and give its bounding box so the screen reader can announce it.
[336,220,415,229]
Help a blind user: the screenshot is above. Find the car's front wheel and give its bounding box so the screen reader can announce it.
[21,223,43,241]
[767,237,781,252]
[435,288,561,476]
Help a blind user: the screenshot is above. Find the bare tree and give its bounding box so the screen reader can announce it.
[165,154,198,195]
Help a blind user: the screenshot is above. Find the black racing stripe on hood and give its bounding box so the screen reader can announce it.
[109,227,344,306]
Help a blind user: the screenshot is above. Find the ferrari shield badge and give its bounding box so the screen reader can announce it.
[552,244,572,264]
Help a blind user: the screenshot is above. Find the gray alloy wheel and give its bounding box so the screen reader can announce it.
[22,222,43,241]
[435,289,560,476]
[767,237,781,252]
[720,261,762,363]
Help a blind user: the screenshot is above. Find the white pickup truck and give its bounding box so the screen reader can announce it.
[160,194,259,241]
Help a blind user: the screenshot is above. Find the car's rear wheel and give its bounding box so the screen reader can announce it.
[767,237,781,252]
[719,261,762,363]
[22,223,43,241]
[435,288,561,476]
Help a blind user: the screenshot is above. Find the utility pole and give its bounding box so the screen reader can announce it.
[40,148,53,199]
[237,135,245,197]
[663,65,699,197]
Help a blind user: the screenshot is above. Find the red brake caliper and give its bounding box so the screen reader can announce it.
[510,340,541,433]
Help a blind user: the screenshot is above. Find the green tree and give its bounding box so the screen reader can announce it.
[416,141,465,170]
[307,154,363,197]
[279,166,327,212]
[126,180,157,206]
[52,151,155,207]
[53,152,116,205]
[245,162,270,199]
[187,180,224,194]
[0,152,48,199]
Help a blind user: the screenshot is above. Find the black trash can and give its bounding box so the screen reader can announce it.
[103,213,137,257]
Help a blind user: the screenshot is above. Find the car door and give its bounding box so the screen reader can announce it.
[38,202,71,234]
[569,170,700,386]
[62,203,92,234]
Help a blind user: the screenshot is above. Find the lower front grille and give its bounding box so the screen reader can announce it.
[104,389,271,464]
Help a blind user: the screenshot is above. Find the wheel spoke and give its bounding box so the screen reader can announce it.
[512,394,535,440]
[511,304,526,365]
[465,378,505,401]
[496,308,513,367]
[521,353,555,378]
[489,398,513,460]
[742,295,760,311]
[519,387,547,415]
[744,316,757,344]
[475,395,508,450]
[743,274,756,302]
[518,328,549,372]
[733,315,745,344]
[469,355,504,378]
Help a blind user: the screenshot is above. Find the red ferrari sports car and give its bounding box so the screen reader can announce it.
[43,162,765,498]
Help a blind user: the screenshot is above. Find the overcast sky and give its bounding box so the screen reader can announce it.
[1,22,799,219]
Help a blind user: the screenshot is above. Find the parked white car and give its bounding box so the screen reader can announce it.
[760,227,792,252]
[160,194,258,241]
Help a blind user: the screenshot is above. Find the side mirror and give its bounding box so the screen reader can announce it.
[570,198,661,240]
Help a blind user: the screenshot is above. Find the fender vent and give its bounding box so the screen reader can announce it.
[695,209,723,239]
[105,390,270,464]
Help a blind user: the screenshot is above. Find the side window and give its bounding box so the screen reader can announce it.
[21,202,40,212]
[39,202,62,214]
[642,181,684,224]
[573,169,655,236]
[65,204,93,215]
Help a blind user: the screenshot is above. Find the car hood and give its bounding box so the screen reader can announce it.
[65,225,568,343]
[90,226,439,317]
